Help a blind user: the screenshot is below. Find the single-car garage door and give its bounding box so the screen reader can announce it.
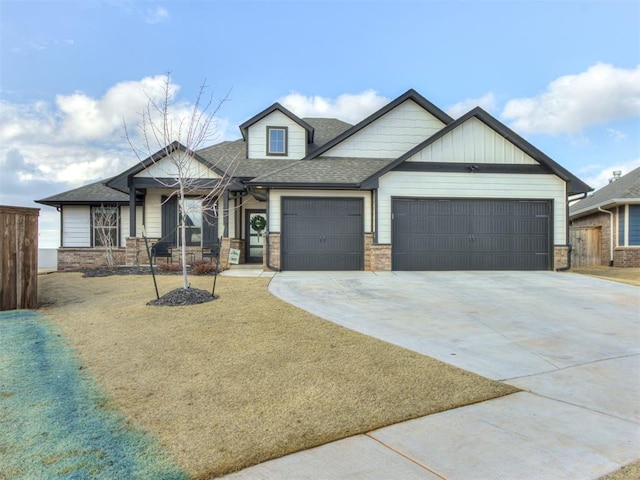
[392,198,551,271]
[282,197,364,271]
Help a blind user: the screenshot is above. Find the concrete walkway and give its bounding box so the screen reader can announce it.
[225,271,639,479]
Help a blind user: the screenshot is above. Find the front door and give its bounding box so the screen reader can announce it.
[246,210,267,263]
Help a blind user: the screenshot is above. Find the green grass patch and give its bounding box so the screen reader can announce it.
[0,310,187,480]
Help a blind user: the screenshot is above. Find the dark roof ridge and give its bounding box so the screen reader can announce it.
[238,102,315,142]
[357,106,591,195]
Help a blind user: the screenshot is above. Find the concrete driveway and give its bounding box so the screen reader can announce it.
[226,271,639,479]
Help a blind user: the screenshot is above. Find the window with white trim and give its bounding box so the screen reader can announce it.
[267,126,287,156]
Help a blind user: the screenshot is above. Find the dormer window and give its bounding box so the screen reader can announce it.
[267,126,288,156]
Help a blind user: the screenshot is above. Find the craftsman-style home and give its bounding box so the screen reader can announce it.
[37,89,591,271]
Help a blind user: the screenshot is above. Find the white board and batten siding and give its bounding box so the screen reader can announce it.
[135,155,221,179]
[378,172,567,244]
[247,111,307,160]
[324,100,446,158]
[409,117,539,165]
[268,190,372,233]
[62,205,90,247]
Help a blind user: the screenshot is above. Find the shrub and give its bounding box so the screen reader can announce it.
[157,262,183,272]
[191,260,219,275]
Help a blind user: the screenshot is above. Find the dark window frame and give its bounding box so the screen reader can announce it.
[91,205,120,248]
[266,126,288,156]
[178,197,204,247]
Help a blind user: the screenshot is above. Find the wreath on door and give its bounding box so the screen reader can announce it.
[250,215,267,237]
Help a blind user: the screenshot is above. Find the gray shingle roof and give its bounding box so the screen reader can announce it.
[249,157,396,186]
[570,166,640,217]
[36,179,130,206]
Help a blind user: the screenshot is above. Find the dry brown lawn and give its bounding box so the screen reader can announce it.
[598,461,640,480]
[38,272,517,478]
[570,266,640,286]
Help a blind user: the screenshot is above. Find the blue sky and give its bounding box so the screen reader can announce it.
[1,0,639,247]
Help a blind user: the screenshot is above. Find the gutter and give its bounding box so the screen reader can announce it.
[598,206,615,266]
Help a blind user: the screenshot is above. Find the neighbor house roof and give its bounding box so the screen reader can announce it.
[358,107,593,196]
[36,179,130,207]
[570,166,640,218]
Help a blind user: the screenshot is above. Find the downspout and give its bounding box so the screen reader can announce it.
[556,243,572,272]
[598,206,614,266]
[264,188,280,272]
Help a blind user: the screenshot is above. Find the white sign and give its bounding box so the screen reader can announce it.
[229,248,241,265]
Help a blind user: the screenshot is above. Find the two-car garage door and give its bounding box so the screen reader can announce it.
[392,198,551,271]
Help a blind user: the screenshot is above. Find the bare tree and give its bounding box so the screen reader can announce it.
[93,204,118,268]
[125,72,236,290]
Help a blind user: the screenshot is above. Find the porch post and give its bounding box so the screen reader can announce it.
[223,189,229,238]
[129,178,136,237]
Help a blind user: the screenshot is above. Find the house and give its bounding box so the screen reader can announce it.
[569,167,640,267]
[36,89,591,272]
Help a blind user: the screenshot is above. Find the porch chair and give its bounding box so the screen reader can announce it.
[202,243,221,263]
[151,242,173,263]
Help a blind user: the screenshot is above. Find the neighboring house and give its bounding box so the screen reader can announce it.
[37,89,591,272]
[569,167,640,268]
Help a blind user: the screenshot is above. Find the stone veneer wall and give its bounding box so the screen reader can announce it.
[264,233,280,270]
[553,245,569,271]
[363,234,392,271]
[57,248,126,271]
[614,248,640,267]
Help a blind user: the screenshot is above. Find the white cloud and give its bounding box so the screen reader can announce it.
[581,158,640,191]
[0,75,232,215]
[606,128,627,142]
[446,92,497,118]
[502,63,640,135]
[146,6,169,24]
[278,90,389,124]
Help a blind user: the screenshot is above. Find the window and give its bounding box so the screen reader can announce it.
[92,205,119,247]
[179,198,203,246]
[267,126,287,155]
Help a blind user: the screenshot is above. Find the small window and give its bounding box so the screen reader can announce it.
[92,205,119,247]
[267,126,287,156]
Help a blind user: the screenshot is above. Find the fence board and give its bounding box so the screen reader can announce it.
[570,226,601,267]
[0,205,39,310]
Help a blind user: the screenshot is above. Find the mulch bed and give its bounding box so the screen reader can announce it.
[80,267,218,306]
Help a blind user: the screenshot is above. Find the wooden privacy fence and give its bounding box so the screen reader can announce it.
[570,226,602,268]
[1,205,39,310]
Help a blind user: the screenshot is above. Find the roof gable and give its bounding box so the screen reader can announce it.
[570,166,640,217]
[107,141,227,191]
[363,107,591,195]
[306,89,454,159]
[239,102,314,142]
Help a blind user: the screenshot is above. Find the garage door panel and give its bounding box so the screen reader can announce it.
[282,198,364,271]
[393,199,550,271]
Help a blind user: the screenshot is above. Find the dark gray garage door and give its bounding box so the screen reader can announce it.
[282,198,364,270]
[392,199,551,271]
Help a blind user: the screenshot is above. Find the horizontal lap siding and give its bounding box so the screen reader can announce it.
[248,111,307,160]
[324,100,445,158]
[62,206,90,247]
[378,172,566,244]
